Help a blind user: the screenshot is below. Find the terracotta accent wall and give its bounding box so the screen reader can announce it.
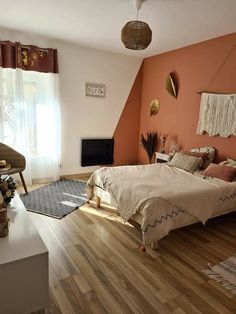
[113,65,143,165]
[139,32,236,164]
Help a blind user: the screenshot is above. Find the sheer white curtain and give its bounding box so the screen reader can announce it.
[0,67,61,184]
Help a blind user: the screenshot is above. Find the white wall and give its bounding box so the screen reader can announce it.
[56,40,142,174]
[0,26,142,175]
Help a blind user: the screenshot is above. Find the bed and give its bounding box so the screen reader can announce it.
[86,163,236,249]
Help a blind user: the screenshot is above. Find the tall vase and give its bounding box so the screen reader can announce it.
[160,142,166,153]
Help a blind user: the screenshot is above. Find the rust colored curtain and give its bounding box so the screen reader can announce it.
[0,41,58,73]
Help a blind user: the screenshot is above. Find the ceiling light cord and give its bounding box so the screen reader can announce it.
[121,0,152,50]
[135,0,142,20]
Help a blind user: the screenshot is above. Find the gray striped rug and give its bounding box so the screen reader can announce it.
[202,255,236,295]
[20,179,87,219]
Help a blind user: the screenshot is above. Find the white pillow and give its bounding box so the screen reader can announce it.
[168,152,201,173]
[220,158,236,168]
[190,146,216,169]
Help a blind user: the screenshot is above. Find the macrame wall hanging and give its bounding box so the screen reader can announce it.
[196,42,236,138]
[197,93,236,137]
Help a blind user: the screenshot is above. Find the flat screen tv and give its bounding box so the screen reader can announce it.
[81,138,114,167]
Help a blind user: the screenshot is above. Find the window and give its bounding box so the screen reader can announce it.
[0,68,61,184]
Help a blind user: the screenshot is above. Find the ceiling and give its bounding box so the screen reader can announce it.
[0,0,235,58]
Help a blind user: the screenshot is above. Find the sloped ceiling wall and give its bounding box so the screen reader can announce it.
[56,41,142,175]
[113,65,143,166]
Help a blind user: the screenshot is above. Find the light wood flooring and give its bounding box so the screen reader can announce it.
[17,179,236,314]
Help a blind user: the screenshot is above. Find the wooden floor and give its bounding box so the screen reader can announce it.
[17,180,236,314]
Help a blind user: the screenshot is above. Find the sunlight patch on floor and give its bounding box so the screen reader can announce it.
[62,192,87,201]
[79,205,135,227]
[60,200,78,207]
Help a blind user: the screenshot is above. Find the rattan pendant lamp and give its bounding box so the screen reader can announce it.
[121,0,152,50]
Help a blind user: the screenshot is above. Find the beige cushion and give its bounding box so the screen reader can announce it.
[220,158,236,168]
[168,152,201,173]
[181,151,208,170]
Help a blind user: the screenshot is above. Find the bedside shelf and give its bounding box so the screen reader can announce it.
[155,152,172,163]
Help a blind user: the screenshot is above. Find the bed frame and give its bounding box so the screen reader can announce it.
[89,195,159,250]
[89,194,236,251]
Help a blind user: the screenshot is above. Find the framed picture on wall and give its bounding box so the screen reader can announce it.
[86,83,105,98]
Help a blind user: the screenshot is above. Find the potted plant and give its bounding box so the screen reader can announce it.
[0,176,16,206]
[141,132,158,163]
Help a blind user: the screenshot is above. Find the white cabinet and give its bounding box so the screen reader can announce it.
[0,195,48,314]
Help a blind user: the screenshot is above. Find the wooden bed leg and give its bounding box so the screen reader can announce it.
[151,241,159,250]
[140,245,146,252]
[96,196,101,209]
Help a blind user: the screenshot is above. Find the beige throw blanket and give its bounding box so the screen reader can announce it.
[87,164,221,223]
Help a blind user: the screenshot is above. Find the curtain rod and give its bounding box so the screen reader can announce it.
[197,91,236,95]
[0,41,49,52]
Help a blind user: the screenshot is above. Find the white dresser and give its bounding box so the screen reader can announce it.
[0,195,49,314]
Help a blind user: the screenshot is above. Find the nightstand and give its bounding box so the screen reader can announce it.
[155,152,172,163]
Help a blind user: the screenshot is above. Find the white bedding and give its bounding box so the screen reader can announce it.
[87,164,236,245]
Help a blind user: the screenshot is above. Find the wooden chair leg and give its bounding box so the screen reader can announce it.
[19,172,28,194]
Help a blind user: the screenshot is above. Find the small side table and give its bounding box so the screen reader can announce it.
[155,152,172,163]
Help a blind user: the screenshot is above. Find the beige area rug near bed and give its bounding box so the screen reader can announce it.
[202,255,236,295]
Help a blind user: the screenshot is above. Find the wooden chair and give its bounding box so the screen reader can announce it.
[0,143,28,194]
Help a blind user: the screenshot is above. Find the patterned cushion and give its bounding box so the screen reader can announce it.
[168,152,201,173]
[190,146,216,169]
[203,163,236,182]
